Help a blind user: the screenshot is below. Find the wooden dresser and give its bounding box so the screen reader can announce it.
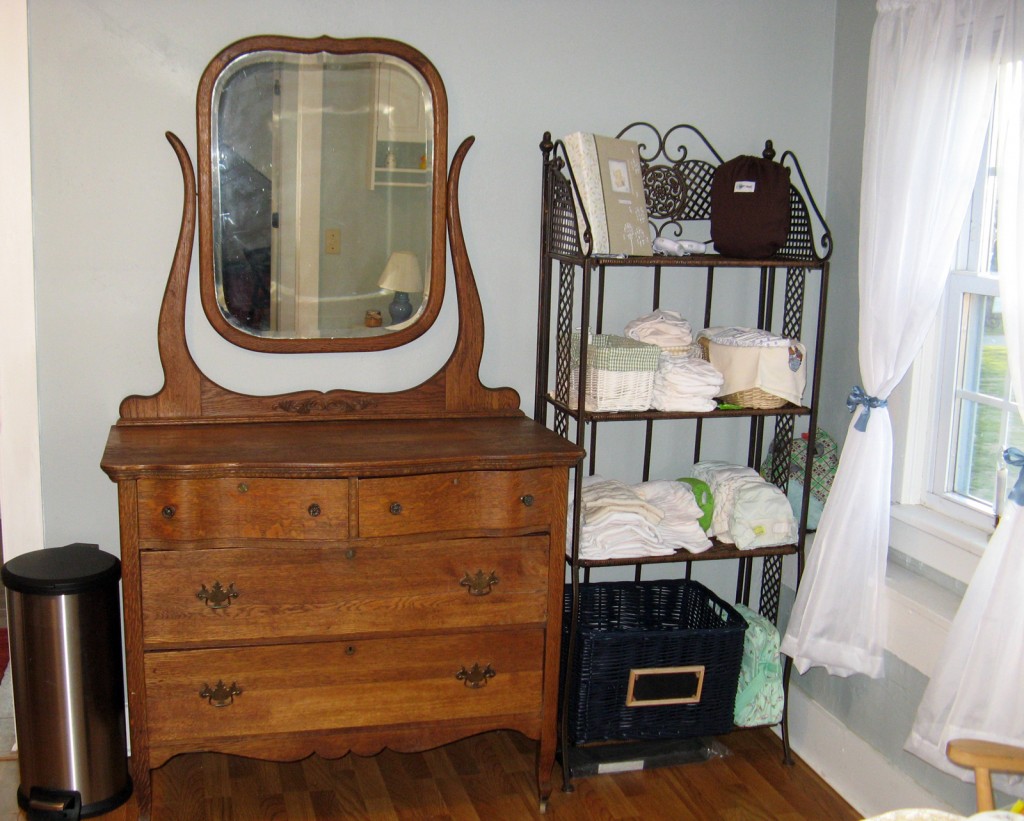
[102,419,577,816]
[101,36,582,818]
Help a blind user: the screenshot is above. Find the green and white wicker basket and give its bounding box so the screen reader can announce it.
[569,331,662,412]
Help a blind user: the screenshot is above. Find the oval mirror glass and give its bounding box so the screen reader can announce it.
[197,37,447,352]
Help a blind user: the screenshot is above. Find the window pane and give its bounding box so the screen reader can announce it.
[977,296,1008,398]
[953,399,1003,504]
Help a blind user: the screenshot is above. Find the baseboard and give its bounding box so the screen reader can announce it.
[784,686,956,817]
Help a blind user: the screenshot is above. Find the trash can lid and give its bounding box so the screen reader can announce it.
[1,543,120,595]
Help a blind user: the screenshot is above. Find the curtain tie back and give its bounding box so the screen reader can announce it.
[1004,447,1024,505]
[846,386,887,432]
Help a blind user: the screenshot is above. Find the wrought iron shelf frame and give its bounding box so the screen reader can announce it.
[533,123,832,789]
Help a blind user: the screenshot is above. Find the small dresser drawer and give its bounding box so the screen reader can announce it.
[144,630,544,749]
[358,469,553,537]
[140,537,550,648]
[137,478,349,542]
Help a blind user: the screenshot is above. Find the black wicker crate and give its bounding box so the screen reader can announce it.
[562,579,747,744]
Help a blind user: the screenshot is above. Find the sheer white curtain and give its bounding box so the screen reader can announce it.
[906,8,1024,794]
[781,0,1009,678]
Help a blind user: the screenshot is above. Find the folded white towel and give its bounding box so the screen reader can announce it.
[651,355,725,412]
[635,480,712,553]
[580,477,663,525]
[624,310,693,349]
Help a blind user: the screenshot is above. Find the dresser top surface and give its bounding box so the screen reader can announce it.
[101,417,582,480]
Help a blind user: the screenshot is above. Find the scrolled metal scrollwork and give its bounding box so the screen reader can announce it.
[455,663,496,689]
[459,570,499,596]
[199,680,242,707]
[196,581,239,610]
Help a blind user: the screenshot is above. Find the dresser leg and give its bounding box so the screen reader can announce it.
[129,758,152,820]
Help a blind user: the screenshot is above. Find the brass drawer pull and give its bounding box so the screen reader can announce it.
[237,482,249,493]
[199,680,242,707]
[460,570,499,596]
[520,494,534,507]
[456,663,495,689]
[308,503,321,517]
[196,581,239,610]
[389,502,403,515]
[345,548,356,560]
[162,505,176,519]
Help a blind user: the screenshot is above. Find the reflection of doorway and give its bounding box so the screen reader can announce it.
[272,57,324,336]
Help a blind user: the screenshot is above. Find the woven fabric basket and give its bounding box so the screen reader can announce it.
[697,336,788,409]
[569,333,661,411]
[561,580,747,744]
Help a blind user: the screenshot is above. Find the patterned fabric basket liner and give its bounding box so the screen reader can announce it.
[560,580,747,744]
[697,326,807,409]
[569,331,662,411]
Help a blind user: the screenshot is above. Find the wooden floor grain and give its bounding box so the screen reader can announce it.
[0,728,861,820]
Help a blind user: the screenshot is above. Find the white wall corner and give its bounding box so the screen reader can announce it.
[0,0,46,560]
[785,686,957,817]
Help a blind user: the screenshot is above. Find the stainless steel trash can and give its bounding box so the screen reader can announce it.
[2,543,132,820]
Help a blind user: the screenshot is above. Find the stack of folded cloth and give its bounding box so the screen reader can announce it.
[624,309,693,350]
[570,475,711,560]
[635,480,712,553]
[624,310,726,411]
[691,461,797,549]
[651,355,724,411]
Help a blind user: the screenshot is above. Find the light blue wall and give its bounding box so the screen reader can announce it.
[27,0,839,552]
[47,0,1012,812]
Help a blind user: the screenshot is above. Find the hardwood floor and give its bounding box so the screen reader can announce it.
[0,728,860,820]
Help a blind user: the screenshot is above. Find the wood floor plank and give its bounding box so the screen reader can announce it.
[16,728,860,820]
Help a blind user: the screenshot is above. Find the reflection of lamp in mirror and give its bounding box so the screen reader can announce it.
[378,251,422,324]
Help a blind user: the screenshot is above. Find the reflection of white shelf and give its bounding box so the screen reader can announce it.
[369,57,431,190]
[372,166,430,188]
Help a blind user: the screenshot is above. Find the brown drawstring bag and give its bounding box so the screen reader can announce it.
[710,155,791,258]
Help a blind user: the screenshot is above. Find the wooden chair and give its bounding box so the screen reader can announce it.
[946,738,1024,812]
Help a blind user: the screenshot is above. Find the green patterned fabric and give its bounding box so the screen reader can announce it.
[762,428,838,504]
[571,332,661,372]
[733,603,784,727]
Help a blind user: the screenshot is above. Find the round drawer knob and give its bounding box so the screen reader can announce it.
[308,503,321,518]
[161,505,176,519]
[237,483,249,493]
[520,494,535,507]
[345,548,356,560]
[389,502,403,515]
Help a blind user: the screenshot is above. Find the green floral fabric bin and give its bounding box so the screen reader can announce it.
[733,603,784,727]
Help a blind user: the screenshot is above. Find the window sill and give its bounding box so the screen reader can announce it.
[889,503,986,587]
[884,503,988,676]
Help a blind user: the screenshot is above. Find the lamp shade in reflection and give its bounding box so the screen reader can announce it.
[378,251,422,323]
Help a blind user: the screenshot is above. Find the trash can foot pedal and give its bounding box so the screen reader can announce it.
[25,787,82,821]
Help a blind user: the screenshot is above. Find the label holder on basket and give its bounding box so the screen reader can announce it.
[625,665,706,707]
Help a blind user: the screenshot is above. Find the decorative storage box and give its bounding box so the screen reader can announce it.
[569,332,662,412]
[697,326,807,409]
[561,580,747,744]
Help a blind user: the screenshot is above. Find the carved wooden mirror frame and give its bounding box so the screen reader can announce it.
[197,36,448,353]
[117,36,520,425]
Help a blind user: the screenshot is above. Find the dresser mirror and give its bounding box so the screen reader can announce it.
[197,36,448,352]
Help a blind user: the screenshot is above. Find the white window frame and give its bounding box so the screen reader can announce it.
[924,270,1009,530]
[889,119,1006,587]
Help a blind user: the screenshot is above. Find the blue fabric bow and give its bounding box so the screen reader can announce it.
[1004,447,1024,506]
[846,385,887,432]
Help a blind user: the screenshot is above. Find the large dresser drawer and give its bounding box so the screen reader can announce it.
[144,630,544,747]
[358,469,554,537]
[140,537,550,648]
[137,478,349,542]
